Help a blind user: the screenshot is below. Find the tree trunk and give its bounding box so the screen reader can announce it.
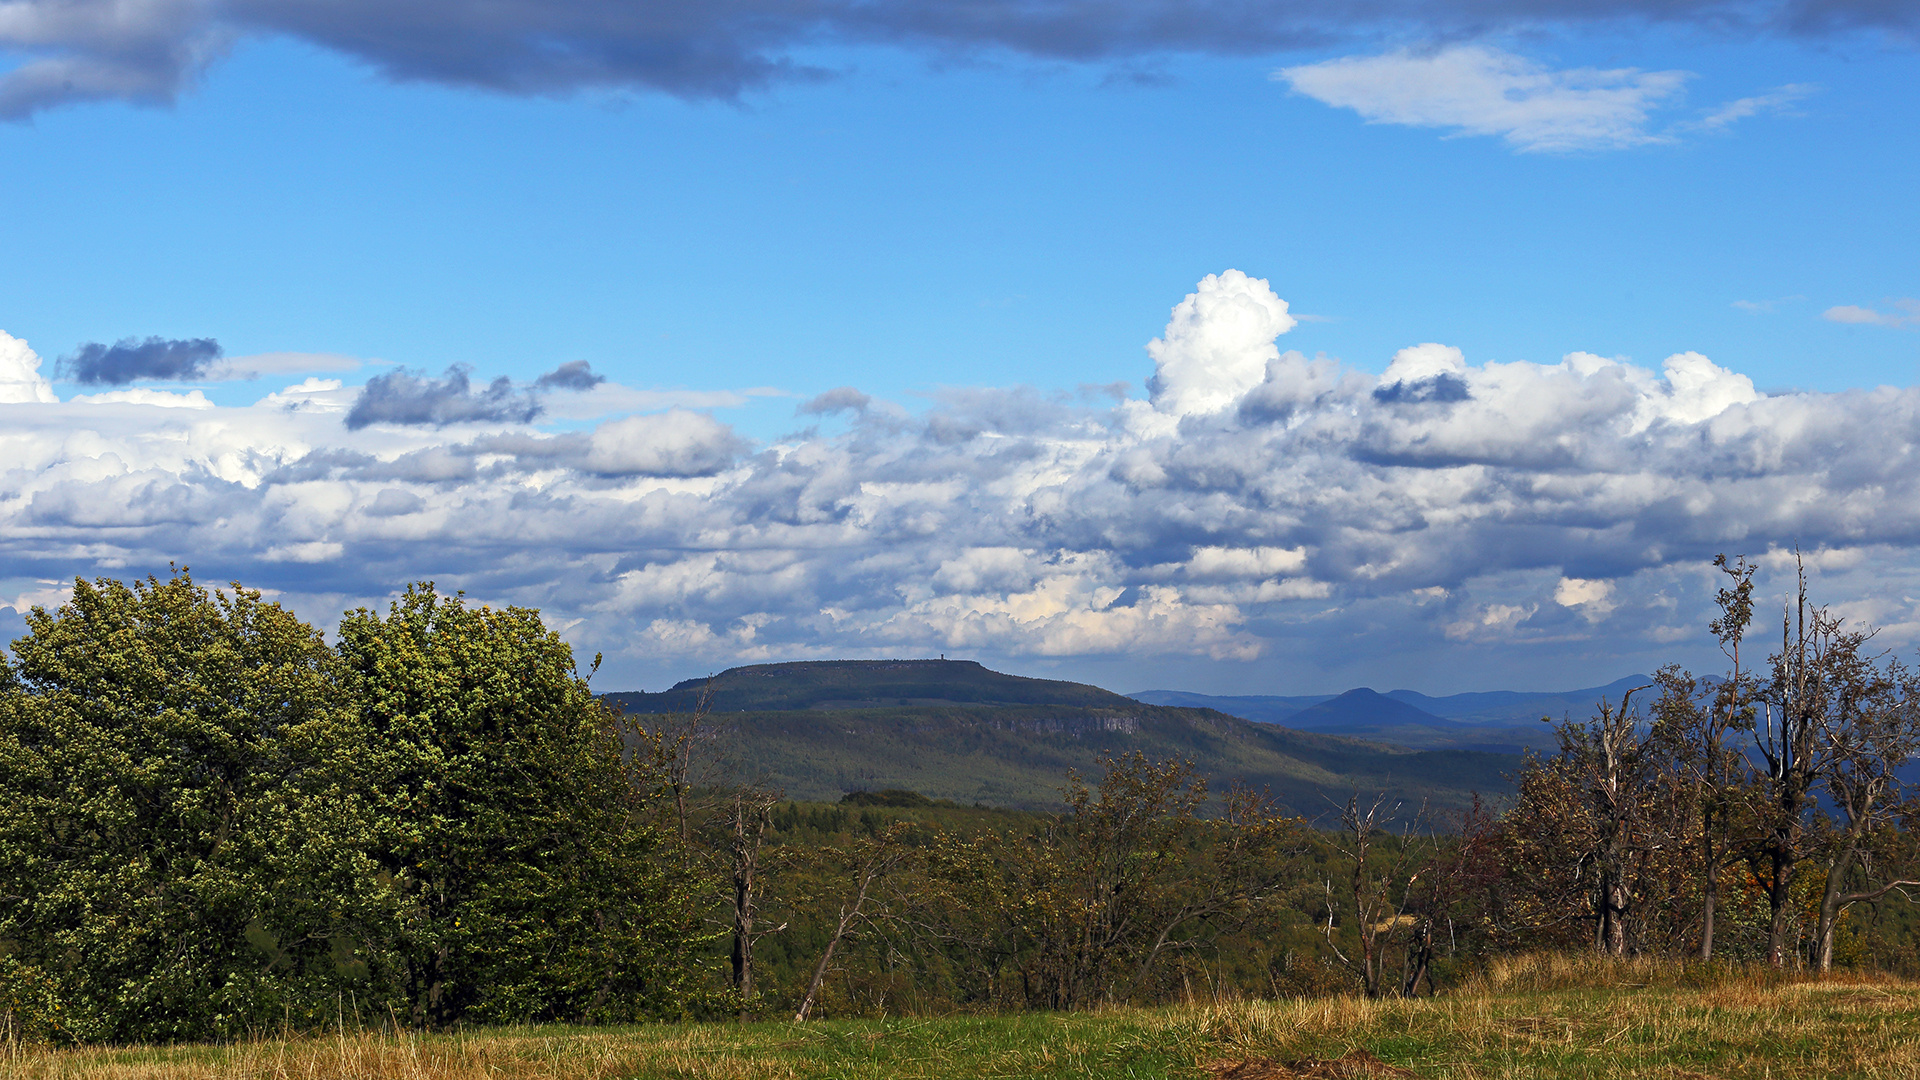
[1765,834,1795,967]
[1699,812,1717,961]
[1359,925,1379,997]
[1598,858,1631,957]
[1351,828,1381,998]
[794,926,843,1022]
[729,797,769,1019]
[1400,919,1435,997]
[1814,844,1859,973]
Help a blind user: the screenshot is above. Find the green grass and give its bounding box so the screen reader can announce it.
[12,963,1920,1079]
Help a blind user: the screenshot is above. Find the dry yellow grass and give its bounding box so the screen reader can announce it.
[8,962,1919,1080]
[1156,976,1920,1079]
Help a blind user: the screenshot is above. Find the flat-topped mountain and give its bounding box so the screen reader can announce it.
[603,659,1519,818]
[609,658,1136,713]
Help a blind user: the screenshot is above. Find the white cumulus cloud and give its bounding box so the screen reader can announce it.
[0,331,57,404]
[1147,269,1295,417]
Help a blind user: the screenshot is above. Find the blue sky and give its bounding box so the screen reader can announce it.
[3,3,1918,694]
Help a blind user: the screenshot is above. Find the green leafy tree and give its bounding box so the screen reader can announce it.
[0,570,375,1042]
[334,584,702,1026]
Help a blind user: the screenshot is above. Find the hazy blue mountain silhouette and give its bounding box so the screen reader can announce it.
[1384,675,1656,723]
[1130,676,1656,753]
[1286,688,1464,732]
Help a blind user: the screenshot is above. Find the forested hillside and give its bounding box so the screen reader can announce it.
[604,663,1516,813]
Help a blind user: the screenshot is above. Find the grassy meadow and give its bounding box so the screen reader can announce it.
[8,957,1920,1080]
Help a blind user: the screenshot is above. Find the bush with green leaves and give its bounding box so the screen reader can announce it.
[335,584,704,1026]
[0,572,375,1041]
[0,572,703,1041]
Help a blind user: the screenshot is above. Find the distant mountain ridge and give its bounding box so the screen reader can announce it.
[1382,676,1658,723]
[1129,675,1655,753]
[617,658,1132,713]
[603,659,1518,818]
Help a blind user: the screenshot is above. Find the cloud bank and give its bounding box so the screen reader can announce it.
[0,0,1913,119]
[5,273,1920,692]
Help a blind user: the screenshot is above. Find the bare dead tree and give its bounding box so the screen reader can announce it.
[1397,796,1501,996]
[1549,686,1657,955]
[623,679,794,1009]
[724,785,786,1016]
[794,822,918,1021]
[625,679,723,848]
[1754,554,1891,966]
[1321,792,1426,997]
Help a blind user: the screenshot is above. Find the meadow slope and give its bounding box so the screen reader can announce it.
[13,962,1919,1080]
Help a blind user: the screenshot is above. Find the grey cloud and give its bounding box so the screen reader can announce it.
[359,446,479,483]
[0,0,228,121]
[260,447,376,484]
[226,0,1916,102]
[364,488,425,517]
[798,387,871,415]
[6,0,1916,119]
[58,336,223,385]
[27,473,226,527]
[534,361,605,391]
[574,412,747,476]
[344,365,542,430]
[1372,373,1471,404]
[1781,0,1920,32]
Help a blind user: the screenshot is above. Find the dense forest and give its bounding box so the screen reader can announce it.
[2,557,1918,1044]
